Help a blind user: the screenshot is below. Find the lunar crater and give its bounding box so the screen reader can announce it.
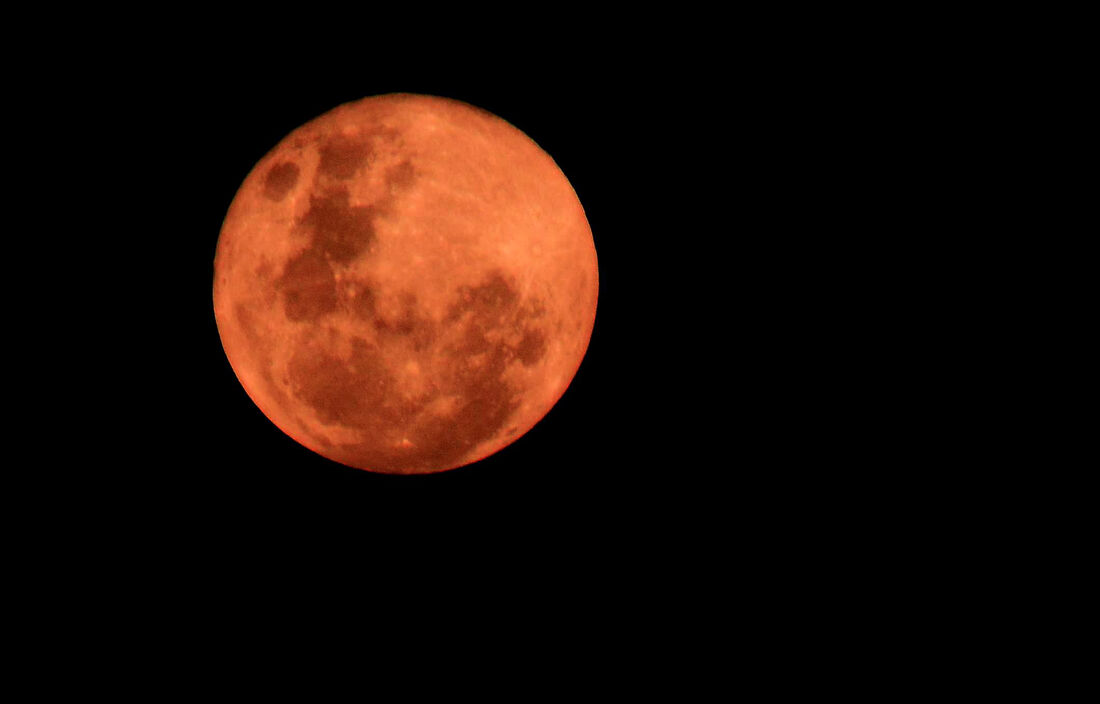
[318,134,374,180]
[263,161,300,201]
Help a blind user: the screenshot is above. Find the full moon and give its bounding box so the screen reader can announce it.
[213,94,598,474]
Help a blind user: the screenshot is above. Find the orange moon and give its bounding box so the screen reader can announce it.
[212,94,598,475]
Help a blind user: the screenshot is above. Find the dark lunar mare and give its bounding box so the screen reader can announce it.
[301,268,549,473]
[242,129,552,473]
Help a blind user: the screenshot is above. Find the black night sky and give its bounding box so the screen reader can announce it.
[31,17,982,666]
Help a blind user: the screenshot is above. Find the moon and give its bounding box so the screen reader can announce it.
[212,94,598,475]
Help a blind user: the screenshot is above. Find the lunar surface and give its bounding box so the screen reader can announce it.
[213,94,598,474]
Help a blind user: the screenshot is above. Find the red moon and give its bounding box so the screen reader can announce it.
[212,94,598,474]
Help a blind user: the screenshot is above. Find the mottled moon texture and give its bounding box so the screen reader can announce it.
[213,94,598,474]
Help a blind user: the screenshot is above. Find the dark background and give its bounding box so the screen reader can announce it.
[54,28,904,576]
[28,22,1007,667]
[22,17,1035,675]
[61,23,905,577]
